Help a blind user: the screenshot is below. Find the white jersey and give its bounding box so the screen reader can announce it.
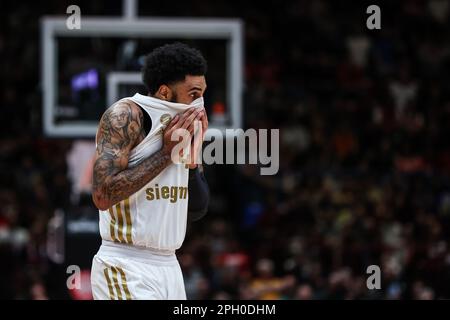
[97,93,204,254]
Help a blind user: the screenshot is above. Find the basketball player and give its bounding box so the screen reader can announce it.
[90,43,210,300]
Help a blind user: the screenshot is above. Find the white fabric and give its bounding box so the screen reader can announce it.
[97,94,205,252]
[127,94,204,167]
[91,241,186,300]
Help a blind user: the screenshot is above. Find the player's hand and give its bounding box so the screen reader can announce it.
[186,108,208,169]
[161,107,203,156]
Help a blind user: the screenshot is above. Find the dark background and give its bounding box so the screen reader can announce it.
[1,0,450,299]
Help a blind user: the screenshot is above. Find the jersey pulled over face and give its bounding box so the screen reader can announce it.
[97,94,205,253]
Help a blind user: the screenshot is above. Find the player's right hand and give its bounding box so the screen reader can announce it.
[161,107,203,155]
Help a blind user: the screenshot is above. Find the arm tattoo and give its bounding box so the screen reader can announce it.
[92,100,171,209]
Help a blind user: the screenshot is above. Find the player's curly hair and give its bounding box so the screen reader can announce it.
[142,42,207,95]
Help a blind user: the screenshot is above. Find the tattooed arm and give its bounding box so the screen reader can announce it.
[92,100,202,210]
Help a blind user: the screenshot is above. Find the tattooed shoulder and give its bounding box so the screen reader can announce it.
[92,100,145,205]
[96,99,145,154]
[92,99,171,210]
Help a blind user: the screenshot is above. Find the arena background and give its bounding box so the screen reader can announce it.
[1,0,450,300]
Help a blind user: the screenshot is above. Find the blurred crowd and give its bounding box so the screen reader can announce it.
[2,0,450,299]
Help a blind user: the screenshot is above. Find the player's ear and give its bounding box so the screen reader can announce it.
[156,84,172,101]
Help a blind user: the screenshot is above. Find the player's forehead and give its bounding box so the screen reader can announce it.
[179,75,207,91]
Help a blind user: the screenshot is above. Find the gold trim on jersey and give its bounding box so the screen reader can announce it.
[108,199,133,244]
[103,268,115,299]
[124,199,133,244]
[108,209,117,242]
[115,203,125,243]
[103,266,132,300]
[110,267,123,300]
[117,267,132,300]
